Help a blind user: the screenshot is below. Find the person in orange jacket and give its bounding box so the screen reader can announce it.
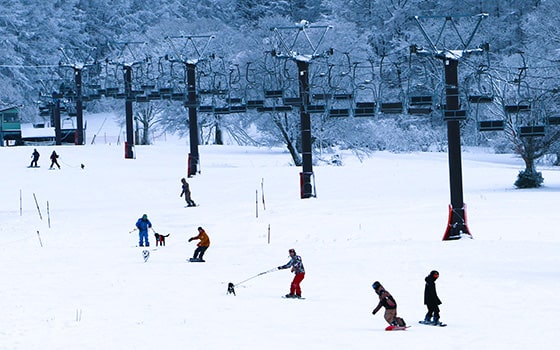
[188,227,210,262]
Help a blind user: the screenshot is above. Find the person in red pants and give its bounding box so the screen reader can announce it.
[278,248,305,298]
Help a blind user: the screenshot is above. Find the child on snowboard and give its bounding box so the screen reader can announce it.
[422,270,443,325]
[371,281,406,327]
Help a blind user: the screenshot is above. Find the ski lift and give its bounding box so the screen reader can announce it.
[246,100,265,109]
[408,95,433,115]
[257,106,292,113]
[548,116,560,125]
[519,125,545,137]
[443,109,467,121]
[307,105,326,113]
[353,102,376,117]
[380,102,404,114]
[468,95,493,103]
[504,103,531,113]
[328,108,350,117]
[478,120,504,131]
[283,97,301,106]
[265,90,283,98]
[198,105,213,113]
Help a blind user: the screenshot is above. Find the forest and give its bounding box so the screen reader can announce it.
[1,0,559,187]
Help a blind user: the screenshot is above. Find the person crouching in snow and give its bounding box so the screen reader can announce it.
[277,248,305,298]
[371,281,406,327]
[188,227,210,262]
[423,270,443,325]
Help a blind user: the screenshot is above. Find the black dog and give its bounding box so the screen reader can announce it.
[154,233,170,247]
[227,282,236,296]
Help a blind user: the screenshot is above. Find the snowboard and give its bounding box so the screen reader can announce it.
[142,249,150,262]
[385,325,410,331]
[418,320,447,327]
[282,296,306,300]
[188,258,205,262]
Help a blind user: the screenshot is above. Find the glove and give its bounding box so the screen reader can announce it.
[188,238,193,242]
[277,266,282,270]
[372,310,376,315]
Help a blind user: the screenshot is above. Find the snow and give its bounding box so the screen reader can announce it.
[1,112,559,350]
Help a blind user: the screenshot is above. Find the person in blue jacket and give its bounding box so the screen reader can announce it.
[135,214,152,247]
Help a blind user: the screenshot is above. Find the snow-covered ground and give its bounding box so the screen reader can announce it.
[1,113,559,349]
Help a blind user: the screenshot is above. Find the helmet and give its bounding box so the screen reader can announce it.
[288,248,296,254]
[142,214,148,220]
[372,281,381,290]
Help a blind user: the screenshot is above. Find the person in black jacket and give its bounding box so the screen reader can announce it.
[30,149,40,167]
[423,270,442,325]
[49,150,61,169]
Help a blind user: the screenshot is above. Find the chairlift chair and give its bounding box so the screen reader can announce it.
[519,125,545,137]
[380,102,404,114]
[478,120,504,131]
[353,102,376,117]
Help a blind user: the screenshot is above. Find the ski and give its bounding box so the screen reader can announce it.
[187,258,205,262]
[418,320,447,327]
[385,325,410,331]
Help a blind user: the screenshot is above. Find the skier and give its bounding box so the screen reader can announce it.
[30,149,40,167]
[180,178,196,207]
[135,214,152,247]
[188,227,210,262]
[422,270,443,325]
[277,248,305,298]
[371,281,406,327]
[49,150,61,169]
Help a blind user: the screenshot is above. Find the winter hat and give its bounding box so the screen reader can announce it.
[142,214,148,220]
[431,270,439,279]
[372,281,381,291]
[289,248,296,254]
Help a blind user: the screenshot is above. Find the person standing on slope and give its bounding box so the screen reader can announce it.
[135,214,152,247]
[188,227,210,262]
[423,270,443,325]
[277,248,305,298]
[180,178,196,207]
[30,149,40,167]
[49,150,61,169]
[372,281,406,327]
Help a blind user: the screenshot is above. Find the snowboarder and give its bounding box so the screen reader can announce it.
[188,227,210,262]
[277,248,305,298]
[180,178,196,207]
[422,270,443,325]
[30,149,40,167]
[135,214,152,247]
[49,150,61,169]
[372,281,406,327]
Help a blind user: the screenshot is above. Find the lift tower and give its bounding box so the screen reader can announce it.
[166,35,215,177]
[270,20,332,198]
[412,13,488,239]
